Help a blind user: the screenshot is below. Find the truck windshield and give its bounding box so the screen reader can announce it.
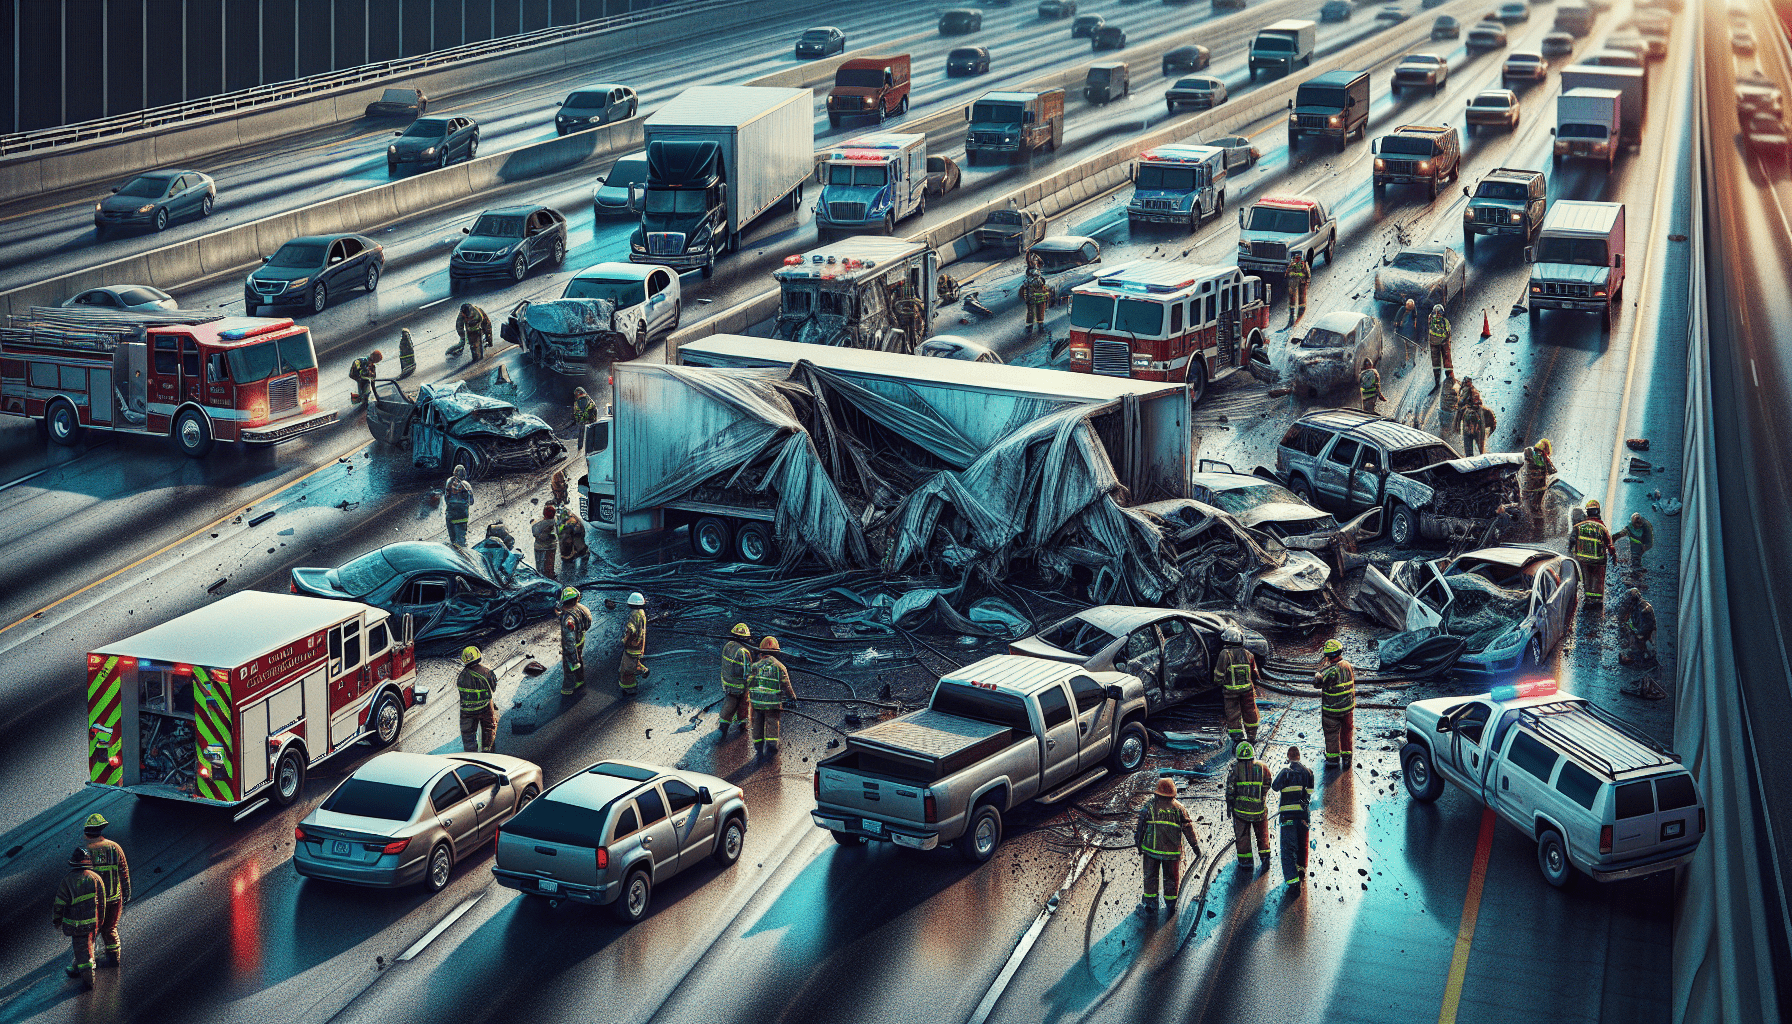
[563,277,647,306]
[1070,293,1116,329]
[1256,36,1295,50]
[1136,165,1197,191]
[1535,236,1610,264]
[644,189,709,215]
[1477,181,1530,200]
[835,68,886,88]
[1116,298,1164,335]
[971,101,1023,123]
[1380,136,1437,155]
[826,164,888,186]
[1087,69,1113,84]
[1296,86,1350,107]
[931,681,1032,732]
[1246,207,1309,232]
[227,334,318,384]
[1557,123,1610,139]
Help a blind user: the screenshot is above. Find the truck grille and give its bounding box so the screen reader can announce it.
[1138,198,1177,211]
[828,201,867,222]
[1092,339,1132,376]
[1249,240,1288,261]
[970,131,1010,147]
[1297,115,1331,129]
[266,374,299,415]
[1542,282,1591,297]
[1474,206,1509,224]
[1381,160,1420,175]
[646,232,686,256]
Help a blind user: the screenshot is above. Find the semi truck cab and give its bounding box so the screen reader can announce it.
[630,139,730,275]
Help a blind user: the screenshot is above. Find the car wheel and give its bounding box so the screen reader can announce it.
[388,161,399,177]
[898,95,909,114]
[439,148,450,169]
[468,137,478,160]
[612,869,652,923]
[1167,100,1176,114]
[201,194,214,217]
[1536,829,1572,887]
[959,803,1003,863]
[1108,722,1149,773]
[691,516,731,559]
[154,207,169,232]
[173,408,214,458]
[517,784,540,813]
[1390,503,1418,548]
[47,399,83,446]
[371,691,405,748]
[451,448,478,478]
[712,815,746,867]
[734,521,775,565]
[511,253,528,282]
[271,747,306,807]
[1289,475,1316,504]
[311,281,328,314]
[1402,744,1445,801]
[501,604,525,631]
[1324,240,1335,264]
[831,830,867,846]
[365,262,380,292]
[551,237,566,266]
[1186,361,1208,405]
[426,843,454,893]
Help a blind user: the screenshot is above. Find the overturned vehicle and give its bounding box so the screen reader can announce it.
[368,380,566,477]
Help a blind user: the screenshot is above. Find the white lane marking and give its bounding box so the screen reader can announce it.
[1761,161,1792,240]
[969,847,1098,1024]
[420,295,455,310]
[1753,358,1761,387]
[398,892,485,962]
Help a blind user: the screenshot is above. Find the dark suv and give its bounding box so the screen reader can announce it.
[1462,167,1547,250]
[1273,409,1522,547]
[1372,124,1461,199]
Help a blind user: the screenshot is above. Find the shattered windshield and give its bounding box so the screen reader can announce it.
[1299,327,1349,349]
[1208,482,1306,512]
[1391,252,1445,273]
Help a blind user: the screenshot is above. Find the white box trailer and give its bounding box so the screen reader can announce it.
[1559,65,1645,148]
[86,592,420,811]
[1554,88,1624,169]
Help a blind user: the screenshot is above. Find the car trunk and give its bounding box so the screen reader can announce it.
[301,812,408,866]
[496,797,612,887]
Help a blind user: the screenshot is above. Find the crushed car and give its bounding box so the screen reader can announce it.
[1135,497,1336,624]
[291,539,562,642]
[1284,310,1388,398]
[1009,605,1270,707]
[976,206,1046,256]
[499,262,680,373]
[368,380,566,477]
[1355,544,1580,676]
[1190,460,1382,551]
[1374,243,1466,315]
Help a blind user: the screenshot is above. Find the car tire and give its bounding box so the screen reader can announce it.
[691,516,731,559]
[451,448,478,478]
[439,148,450,169]
[1401,744,1445,802]
[551,237,566,266]
[365,262,380,292]
[829,114,840,130]
[468,137,478,160]
[517,784,540,814]
[511,254,528,283]
[370,690,405,748]
[831,829,867,846]
[734,521,775,565]
[1108,722,1149,773]
[1537,829,1573,887]
[1167,101,1176,114]
[712,815,747,867]
[426,843,454,893]
[959,803,1003,863]
[201,194,214,217]
[154,207,169,232]
[899,95,909,115]
[1186,361,1208,405]
[1464,231,1476,253]
[271,746,306,807]
[1289,475,1316,504]
[612,869,652,923]
[173,408,214,458]
[46,399,83,446]
[501,604,525,631]
[1390,503,1418,547]
[311,281,328,315]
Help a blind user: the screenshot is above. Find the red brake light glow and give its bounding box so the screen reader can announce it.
[597,847,609,871]
[924,792,938,824]
[381,838,410,856]
[1599,825,1613,854]
[294,826,308,842]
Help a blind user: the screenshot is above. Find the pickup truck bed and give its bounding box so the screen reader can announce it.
[848,710,1019,781]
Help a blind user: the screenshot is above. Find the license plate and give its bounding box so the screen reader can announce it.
[862,819,883,835]
[331,840,351,857]
[1663,821,1684,840]
[538,878,559,893]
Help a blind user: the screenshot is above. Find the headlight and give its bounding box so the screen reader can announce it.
[1289,114,1298,124]
[388,145,397,154]
[1464,207,1475,220]
[1593,289,1607,298]
[422,147,436,157]
[1419,161,1430,172]
[1483,627,1527,655]
[1238,241,1251,253]
[1531,284,1543,293]
[94,202,103,212]
[692,226,712,245]
[285,277,309,290]
[1132,354,1150,367]
[1375,158,1386,169]
[1329,116,1341,125]
[1510,211,1523,222]
[865,97,874,107]
[137,204,156,213]
[631,242,646,252]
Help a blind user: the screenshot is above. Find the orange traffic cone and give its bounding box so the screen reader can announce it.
[1481,309,1492,338]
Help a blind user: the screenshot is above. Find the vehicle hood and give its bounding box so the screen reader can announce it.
[1377,267,1447,295]
[291,566,348,598]
[830,86,882,99]
[250,264,318,283]
[1286,347,1355,385]
[1232,501,1336,533]
[558,104,604,119]
[1257,550,1332,594]
[1409,452,1523,479]
[1293,104,1348,116]
[1531,262,1612,286]
[521,298,644,346]
[1238,228,1300,245]
[390,135,443,155]
[98,193,164,212]
[594,184,632,208]
[417,381,555,441]
[978,222,1023,237]
[1395,62,1443,75]
[457,234,523,256]
[1469,195,1526,210]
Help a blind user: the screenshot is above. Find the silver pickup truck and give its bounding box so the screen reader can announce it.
[812,655,1150,862]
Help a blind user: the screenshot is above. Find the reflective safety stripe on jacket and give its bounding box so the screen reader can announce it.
[54,869,103,931]
[1429,315,1450,339]
[1359,368,1381,400]
[720,640,752,692]
[561,604,592,650]
[623,608,647,656]
[1574,520,1611,561]
[84,838,130,904]
[1138,799,1191,858]
[1521,447,1551,491]
[1287,256,1309,281]
[1318,660,1356,714]
[1273,764,1316,819]
[1228,761,1269,819]
[457,663,495,713]
[749,657,792,708]
[573,396,599,424]
[1214,646,1256,693]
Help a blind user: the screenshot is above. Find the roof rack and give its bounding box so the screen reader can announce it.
[1519,699,1677,778]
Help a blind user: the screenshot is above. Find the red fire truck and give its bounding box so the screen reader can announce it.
[1064,261,1269,399]
[86,592,422,812]
[0,307,335,457]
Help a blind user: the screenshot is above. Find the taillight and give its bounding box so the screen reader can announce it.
[1599,824,1613,854]
[596,846,609,871]
[290,581,299,593]
[294,826,308,842]
[924,792,938,823]
[814,771,822,801]
[382,838,410,856]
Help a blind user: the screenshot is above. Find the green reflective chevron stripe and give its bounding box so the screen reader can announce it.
[87,656,123,785]
[192,666,235,802]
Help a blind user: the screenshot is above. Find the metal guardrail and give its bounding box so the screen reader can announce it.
[0,0,734,157]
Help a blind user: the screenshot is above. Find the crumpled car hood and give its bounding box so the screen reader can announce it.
[522,297,643,341]
[1377,268,1445,296]
[1257,550,1331,593]
[418,381,555,441]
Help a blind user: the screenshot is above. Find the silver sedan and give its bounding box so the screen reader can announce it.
[295,751,544,892]
[1374,243,1467,315]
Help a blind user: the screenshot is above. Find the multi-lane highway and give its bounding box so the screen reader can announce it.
[0,0,1758,1021]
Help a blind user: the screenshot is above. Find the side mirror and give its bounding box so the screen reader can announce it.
[394,130,403,136]
[1436,717,1454,732]
[261,255,272,264]
[596,175,607,185]
[964,107,971,122]
[1613,253,1625,269]
[494,775,509,789]
[413,687,429,705]
[460,227,470,235]
[1287,99,1294,110]
[698,786,714,805]
[628,184,641,212]
[1523,245,1535,263]
[1548,126,1556,135]
[1462,185,1471,198]
[1105,684,1126,701]
[1236,208,1245,227]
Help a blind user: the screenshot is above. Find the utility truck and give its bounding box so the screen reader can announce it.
[965,89,1065,164]
[1553,88,1623,169]
[769,236,938,351]
[815,134,930,240]
[1559,65,1645,149]
[1526,200,1626,330]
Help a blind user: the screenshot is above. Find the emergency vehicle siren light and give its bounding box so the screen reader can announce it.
[784,255,804,266]
[1491,678,1559,702]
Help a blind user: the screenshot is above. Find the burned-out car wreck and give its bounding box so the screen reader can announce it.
[368,380,566,477]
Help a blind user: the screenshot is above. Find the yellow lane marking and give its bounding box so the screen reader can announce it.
[1438,806,1498,1024]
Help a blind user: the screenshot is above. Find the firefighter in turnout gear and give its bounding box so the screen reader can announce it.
[1520,438,1557,536]
[893,284,928,346]
[938,272,960,304]
[397,327,416,377]
[1317,639,1356,770]
[1453,376,1488,456]
[444,466,474,546]
[1614,511,1654,577]
[556,505,589,577]
[1359,358,1383,415]
[1574,500,1615,604]
[559,587,593,695]
[619,592,649,694]
[1619,587,1657,664]
[1021,270,1052,333]
[81,814,129,968]
[1213,625,1261,746]
[1438,371,1460,441]
[53,847,104,990]
[1284,249,1311,326]
[451,303,491,361]
[1135,777,1201,915]
[457,646,498,753]
[532,503,558,578]
[748,636,798,758]
[350,350,381,403]
[1428,304,1454,386]
[573,387,600,449]
[718,623,755,737]
[1226,741,1272,867]
[1273,747,1315,890]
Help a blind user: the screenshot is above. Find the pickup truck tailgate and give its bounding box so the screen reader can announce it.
[817,766,928,822]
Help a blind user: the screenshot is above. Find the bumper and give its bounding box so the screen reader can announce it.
[241,409,338,444]
[1584,843,1700,882]
[1529,296,1608,312]
[449,258,518,280]
[811,811,942,850]
[246,287,308,310]
[1376,173,1437,184]
[1128,209,1196,224]
[967,142,1021,153]
[1240,257,1292,275]
[1395,77,1439,89]
[294,852,425,887]
[493,867,615,903]
[1287,362,1352,392]
[1466,115,1513,126]
[95,210,155,226]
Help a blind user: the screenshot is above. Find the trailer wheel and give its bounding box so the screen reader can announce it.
[272,747,306,807]
[46,399,83,446]
[735,522,775,565]
[691,517,731,559]
[371,691,405,748]
[173,409,214,458]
